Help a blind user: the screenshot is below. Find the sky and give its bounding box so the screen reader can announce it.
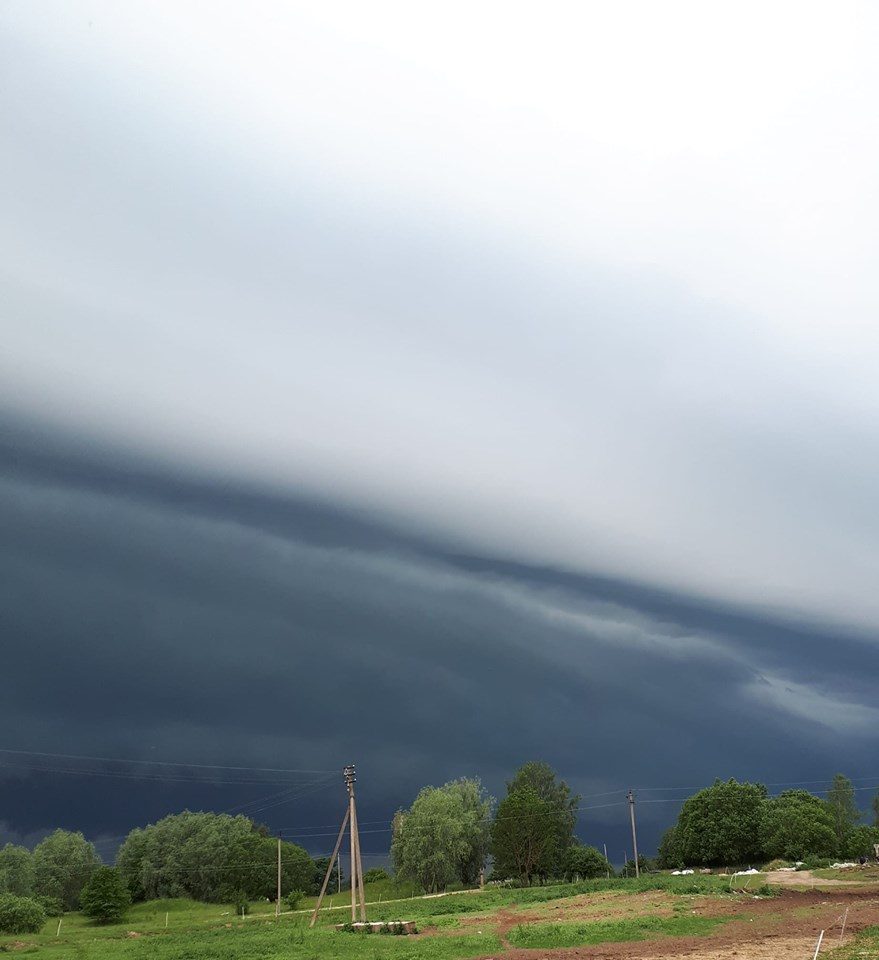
[1,1,879,865]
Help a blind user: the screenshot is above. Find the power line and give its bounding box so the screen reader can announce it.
[0,747,334,774]
[0,759,328,785]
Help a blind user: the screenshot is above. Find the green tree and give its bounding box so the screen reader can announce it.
[490,787,559,885]
[840,825,879,860]
[675,779,766,866]
[391,779,491,892]
[311,856,342,895]
[115,811,314,903]
[623,855,654,876]
[564,843,611,880]
[32,830,100,910]
[759,790,837,861]
[494,762,578,881]
[446,778,492,885]
[80,866,131,924]
[656,826,683,869]
[0,894,46,934]
[0,844,34,897]
[872,790,879,827]
[826,774,859,852]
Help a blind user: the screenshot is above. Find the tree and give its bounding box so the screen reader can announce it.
[506,763,578,867]
[0,844,34,897]
[840,825,879,860]
[656,826,683,869]
[564,843,611,880]
[32,830,100,910]
[675,779,766,866]
[391,779,491,893]
[446,779,492,885]
[826,774,860,852]
[872,790,879,827]
[80,867,131,924]
[115,811,314,903]
[759,791,837,861]
[490,787,559,885]
[0,894,46,935]
[623,855,653,876]
[311,856,342,895]
[490,762,581,884]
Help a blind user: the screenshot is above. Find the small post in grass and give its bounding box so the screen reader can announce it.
[839,907,848,942]
[812,929,824,960]
[165,911,169,929]
[55,918,62,937]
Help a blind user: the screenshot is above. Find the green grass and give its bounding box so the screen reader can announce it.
[813,865,879,883]
[0,919,501,959]
[826,923,879,959]
[506,914,729,949]
[0,874,736,958]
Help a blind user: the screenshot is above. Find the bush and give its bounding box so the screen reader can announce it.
[798,857,832,870]
[363,868,390,883]
[284,888,305,911]
[0,894,47,934]
[564,844,612,880]
[228,889,250,915]
[79,867,131,924]
[34,894,64,917]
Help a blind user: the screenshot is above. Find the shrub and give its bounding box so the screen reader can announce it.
[798,857,833,870]
[363,868,390,883]
[228,889,250,915]
[284,888,305,911]
[564,844,612,880]
[34,894,64,917]
[0,894,47,934]
[763,859,793,871]
[79,867,131,924]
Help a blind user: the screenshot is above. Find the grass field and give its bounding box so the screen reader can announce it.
[2,873,878,959]
[814,864,879,883]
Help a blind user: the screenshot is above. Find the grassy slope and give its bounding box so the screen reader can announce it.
[507,914,728,949]
[0,875,734,959]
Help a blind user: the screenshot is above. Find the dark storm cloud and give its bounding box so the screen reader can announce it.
[2,418,878,859]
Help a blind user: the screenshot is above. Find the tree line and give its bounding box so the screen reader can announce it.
[658,774,879,867]
[391,766,879,891]
[2,763,878,932]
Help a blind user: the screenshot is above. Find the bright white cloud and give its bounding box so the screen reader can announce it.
[2,1,879,627]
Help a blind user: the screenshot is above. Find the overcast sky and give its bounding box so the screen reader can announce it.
[2,1,878,862]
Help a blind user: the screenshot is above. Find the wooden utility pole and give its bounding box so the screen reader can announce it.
[628,790,640,878]
[346,764,366,921]
[309,764,366,928]
[276,834,282,917]
[310,806,349,926]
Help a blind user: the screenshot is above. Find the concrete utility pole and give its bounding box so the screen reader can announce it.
[627,790,640,878]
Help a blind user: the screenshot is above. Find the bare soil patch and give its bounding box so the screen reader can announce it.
[474,889,879,959]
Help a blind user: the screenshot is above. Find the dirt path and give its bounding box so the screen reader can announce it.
[765,869,858,887]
